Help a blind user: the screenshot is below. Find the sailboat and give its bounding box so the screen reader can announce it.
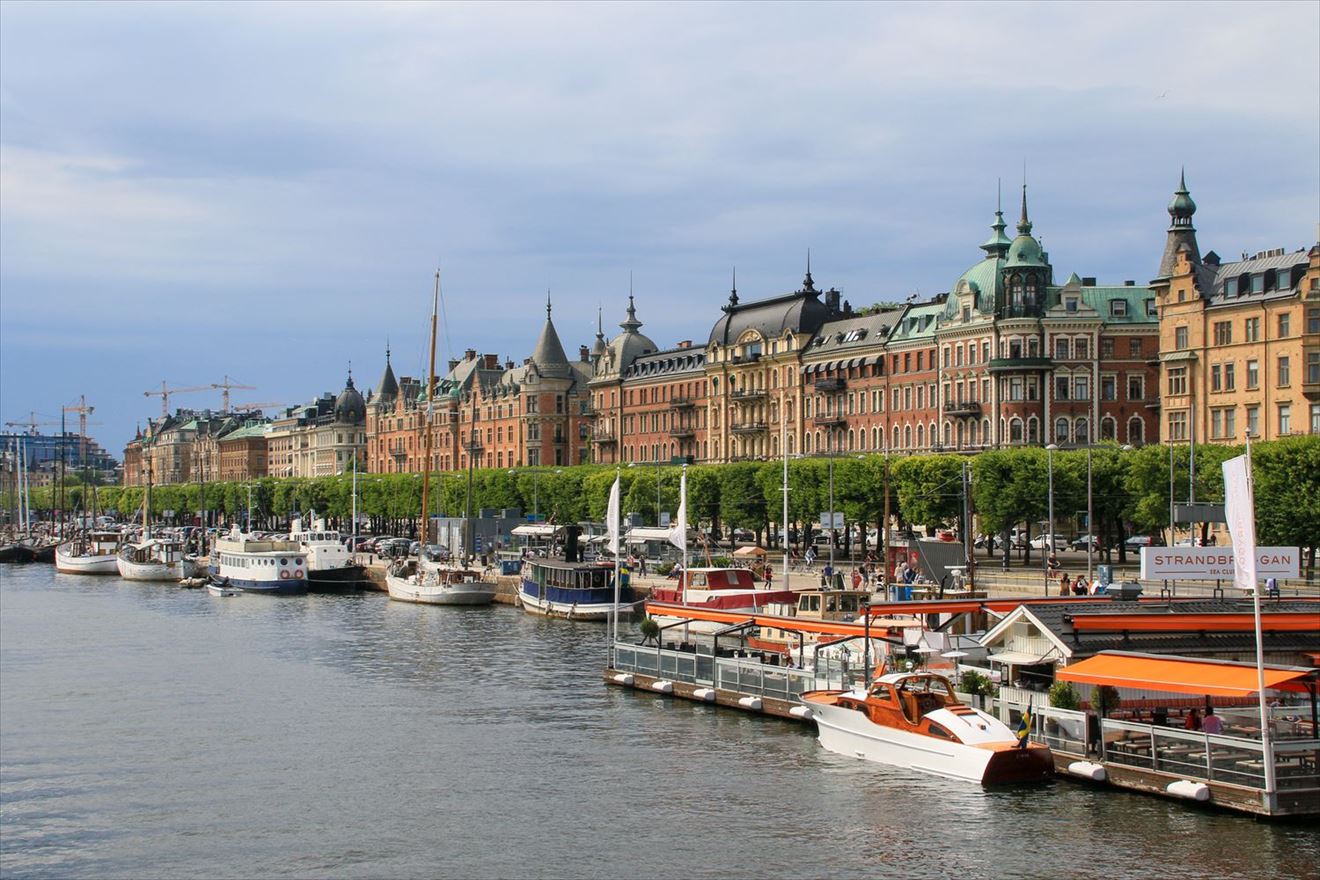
[386,269,495,607]
[117,450,194,581]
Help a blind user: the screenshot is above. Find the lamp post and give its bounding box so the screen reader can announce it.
[1045,443,1058,595]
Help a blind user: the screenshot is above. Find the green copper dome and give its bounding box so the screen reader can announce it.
[1168,169,1196,219]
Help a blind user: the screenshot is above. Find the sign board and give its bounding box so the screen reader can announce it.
[1140,546,1299,580]
[474,536,484,552]
[1174,502,1227,524]
[819,512,844,529]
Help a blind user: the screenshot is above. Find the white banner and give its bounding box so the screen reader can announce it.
[1139,546,1298,580]
[667,469,687,555]
[606,476,621,558]
[1222,453,1259,592]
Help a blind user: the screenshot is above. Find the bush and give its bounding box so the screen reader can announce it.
[960,670,998,698]
[656,562,674,576]
[1048,680,1080,710]
[1093,684,1121,717]
[638,616,660,645]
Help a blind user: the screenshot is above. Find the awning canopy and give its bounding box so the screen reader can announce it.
[989,649,1062,666]
[733,546,767,557]
[511,524,564,537]
[1057,650,1320,697]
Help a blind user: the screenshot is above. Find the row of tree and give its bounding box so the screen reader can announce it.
[8,437,1317,570]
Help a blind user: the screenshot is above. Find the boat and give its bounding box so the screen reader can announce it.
[27,540,57,563]
[386,553,495,605]
[207,580,242,597]
[117,538,195,581]
[519,551,635,620]
[648,567,798,634]
[289,515,365,590]
[208,527,308,595]
[800,671,1054,784]
[55,531,123,575]
[0,542,35,564]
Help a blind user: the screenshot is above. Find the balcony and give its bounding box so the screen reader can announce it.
[729,388,767,402]
[669,426,696,439]
[943,400,982,417]
[669,396,695,410]
[987,356,1054,372]
[812,413,846,427]
[582,405,600,420]
[814,377,846,393]
[591,429,617,444]
[730,421,768,434]
[1304,376,1320,400]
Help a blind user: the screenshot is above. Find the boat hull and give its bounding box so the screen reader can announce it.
[517,587,634,620]
[55,544,120,575]
[307,564,367,591]
[0,544,35,564]
[386,574,495,605]
[207,569,307,595]
[805,696,1053,785]
[117,557,192,581]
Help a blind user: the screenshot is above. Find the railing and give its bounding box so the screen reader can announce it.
[1036,705,1089,755]
[942,400,982,417]
[668,426,696,438]
[730,389,767,401]
[611,642,853,701]
[812,413,845,426]
[669,397,695,410]
[591,430,616,443]
[730,422,767,433]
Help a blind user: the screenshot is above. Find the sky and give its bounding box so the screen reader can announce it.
[2,1,1317,454]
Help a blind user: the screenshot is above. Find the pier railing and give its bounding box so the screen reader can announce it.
[611,642,851,700]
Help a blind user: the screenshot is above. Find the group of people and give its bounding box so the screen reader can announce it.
[1048,552,1107,596]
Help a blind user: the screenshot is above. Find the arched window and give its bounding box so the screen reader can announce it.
[872,426,880,450]
[956,421,965,448]
[1009,418,1023,443]
[904,424,913,448]
[983,418,992,444]
[916,423,925,448]
[1027,416,1039,444]
[1128,416,1145,445]
[1075,417,1090,446]
[892,424,900,450]
[1055,418,1070,444]
[847,429,855,450]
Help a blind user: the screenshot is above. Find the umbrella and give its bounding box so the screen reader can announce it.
[941,650,968,659]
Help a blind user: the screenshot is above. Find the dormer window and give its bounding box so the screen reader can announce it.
[1065,296,1079,312]
[1111,300,1128,317]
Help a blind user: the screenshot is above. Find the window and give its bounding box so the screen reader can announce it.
[1129,338,1142,358]
[1167,367,1187,396]
[1224,407,1236,439]
[1245,317,1260,342]
[1073,376,1090,400]
[1308,307,1320,335]
[1101,375,1117,401]
[943,347,950,368]
[1055,338,1070,359]
[1075,339,1089,359]
[1054,419,1069,443]
[1278,356,1291,387]
[1145,298,1157,316]
[1311,403,1320,434]
[1008,378,1024,402]
[1278,312,1291,338]
[1169,411,1188,441]
[982,342,991,363]
[1175,326,1189,350]
[1279,404,1292,435]
[1309,352,1320,384]
[1213,321,1232,345]
[1101,338,1114,358]
[1246,359,1260,389]
[1246,405,1260,438]
[1055,376,1070,400]
[1110,300,1128,317]
[1066,296,1079,313]
[1224,362,1235,391]
[1211,364,1221,392]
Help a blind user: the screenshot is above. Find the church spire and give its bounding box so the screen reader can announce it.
[1017,184,1033,235]
[1158,168,1201,279]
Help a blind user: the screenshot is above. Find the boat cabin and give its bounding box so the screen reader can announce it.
[837,672,968,734]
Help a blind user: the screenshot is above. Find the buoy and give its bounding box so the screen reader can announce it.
[789,705,814,720]
[293,569,303,579]
[692,687,717,702]
[737,696,763,711]
[651,680,674,694]
[1166,780,1211,802]
[611,673,634,685]
[1067,761,1107,782]
[279,570,290,580]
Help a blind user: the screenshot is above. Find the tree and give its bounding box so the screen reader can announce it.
[1048,681,1081,710]
[1253,436,1320,576]
[890,454,964,532]
[973,449,1048,564]
[719,463,767,539]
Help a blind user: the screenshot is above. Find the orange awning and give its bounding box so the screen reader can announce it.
[1057,651,1319,697]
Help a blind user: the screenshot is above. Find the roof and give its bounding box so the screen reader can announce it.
[530,311,572,378]
[619,345,703,382]
[803,310,902,362]
[887,300,943,344]
[1204,249,1310,305]
[1057,650,1319,697]
[707,273,837,347]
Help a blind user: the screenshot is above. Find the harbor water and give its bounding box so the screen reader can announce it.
[2,565,1316,879]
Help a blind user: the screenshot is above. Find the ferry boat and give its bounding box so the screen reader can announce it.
[55,531,123,575]
[208,528,308,595]
[386,554,495,606]
[801,671,1054,784]
[116,538,195,581]
[519,557,636,620]
[647,567,797,634]
[288,516,364,590]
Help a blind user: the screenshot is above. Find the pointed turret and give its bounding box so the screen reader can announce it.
[374,344,399,407]
[590,307,607,363]
[1005,185,1048,269]
[980,209,1012,258]
[1157,168,1201,279]
[530,296,572,377]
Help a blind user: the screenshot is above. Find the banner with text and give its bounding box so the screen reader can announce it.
[1139,546,1299,580]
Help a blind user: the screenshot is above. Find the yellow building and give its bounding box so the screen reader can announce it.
[1153,173,1319,442]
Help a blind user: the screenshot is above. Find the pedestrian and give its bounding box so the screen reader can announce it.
[1059,571,1070,596]
[1201,707,1224,734]
[1185,707,1202,731]
[1072,575,1088,596]
[851,567,863,590]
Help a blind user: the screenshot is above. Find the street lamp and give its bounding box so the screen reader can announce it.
[1044,443,1058,595]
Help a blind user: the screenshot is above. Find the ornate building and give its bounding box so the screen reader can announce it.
[265,373,366,478]
[1153,173,1320,442]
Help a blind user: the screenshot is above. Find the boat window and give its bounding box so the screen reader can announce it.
[807,596,820,612]
[842,596,858,612]
[868,684,892,701]
[281,558,288,565]
[690,573,707,587]
[825,596,838,612]
[296,558,304,566]
[927,722,954,740]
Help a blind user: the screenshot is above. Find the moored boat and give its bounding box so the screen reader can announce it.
[386,555,495,606]
[0,542,35,564]
[207,580,242,597]
[55,531,123,575]
[801,671,1053,785]
[208,529,308,595]
[117,539,195,581]
[648,567,797,634]
[289,516,365,590]
[519,555,635,620]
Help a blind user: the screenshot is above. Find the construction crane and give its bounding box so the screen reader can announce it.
[4,413,59,435]
[229,401,287,412]
[212,375,256,412]
[62,396,104,467]
[144,382,210,419]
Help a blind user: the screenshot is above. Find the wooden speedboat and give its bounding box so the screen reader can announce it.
[801,672,1053,785]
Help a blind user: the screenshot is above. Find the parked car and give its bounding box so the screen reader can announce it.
[1029,534,1066,550]
[380,538,412,557]
[1071,534,1102,551]
[1124,534,1165,548]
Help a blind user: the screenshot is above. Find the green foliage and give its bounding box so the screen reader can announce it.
[891,454,965,528]
[959,670,997,698]
[1093,684,1121,717]
[638,616,661,646]
[718,463,766,532]
[1253,436,1320,549]
[1048,680,1081,710]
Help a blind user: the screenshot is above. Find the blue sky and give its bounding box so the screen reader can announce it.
[2,1,1317,453]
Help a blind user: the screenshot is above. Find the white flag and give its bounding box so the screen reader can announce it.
[1222,453,1258,593]
[606,476,621,558]
[667,468,687,554]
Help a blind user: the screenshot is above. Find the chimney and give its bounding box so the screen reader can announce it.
[1124,280,1135,286]
[447,359,459,372]
[579,345,590,361]
[465,348,477,361]
[485,353,499,369]
[824,287,841,313]
[1082,277,1097,287]
[506,359,515,370]
[676,340,692,349]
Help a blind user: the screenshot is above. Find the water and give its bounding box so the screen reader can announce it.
[1,566,1316,880]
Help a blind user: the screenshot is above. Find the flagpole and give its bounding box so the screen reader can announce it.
[681,464,689,577]
[609,466,621,667]
[781,412,789,591]
[1245,436,1276,808]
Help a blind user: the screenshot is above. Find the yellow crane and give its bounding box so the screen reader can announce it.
[212,375,256,413]
[62,396,104,467]
[144,382,210,419]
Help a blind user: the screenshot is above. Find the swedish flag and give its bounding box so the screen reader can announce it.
[1015,702,1033,750]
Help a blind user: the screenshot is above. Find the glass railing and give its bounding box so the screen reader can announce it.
[611,642,851,699]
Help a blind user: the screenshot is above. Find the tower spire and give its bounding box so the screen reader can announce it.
[546,288,552,320]
[729,267,739,307]
[1017,184,1033,235]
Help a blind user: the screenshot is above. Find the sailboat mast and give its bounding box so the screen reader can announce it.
[419,270,440,547]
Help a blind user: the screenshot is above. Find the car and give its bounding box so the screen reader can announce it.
[1029,534,1066,550]
[1124,534,1164,548]
[380,538,412,557]
[1071,534,1102,551]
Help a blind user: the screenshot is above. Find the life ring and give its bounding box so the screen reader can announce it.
[279,570,290,580]
[293,569,304,579]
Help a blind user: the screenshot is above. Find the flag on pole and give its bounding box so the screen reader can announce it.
[606,475,621,558]
[1222,452,1258,593]
[1015,701,1033,750]
[667,468,687,555]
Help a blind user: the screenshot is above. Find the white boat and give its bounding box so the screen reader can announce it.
[55,531,123,575]
[289,515,364,589]
[386,555,495,606]
[207,581,242,597]
[208,527,308,595]
[647,567,798,634]
[116,539,196,581]
[801,672,1053,784]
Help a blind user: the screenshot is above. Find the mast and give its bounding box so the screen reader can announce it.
[420,269,440,548]
[143,454,152,540]
[464,393,476,562]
